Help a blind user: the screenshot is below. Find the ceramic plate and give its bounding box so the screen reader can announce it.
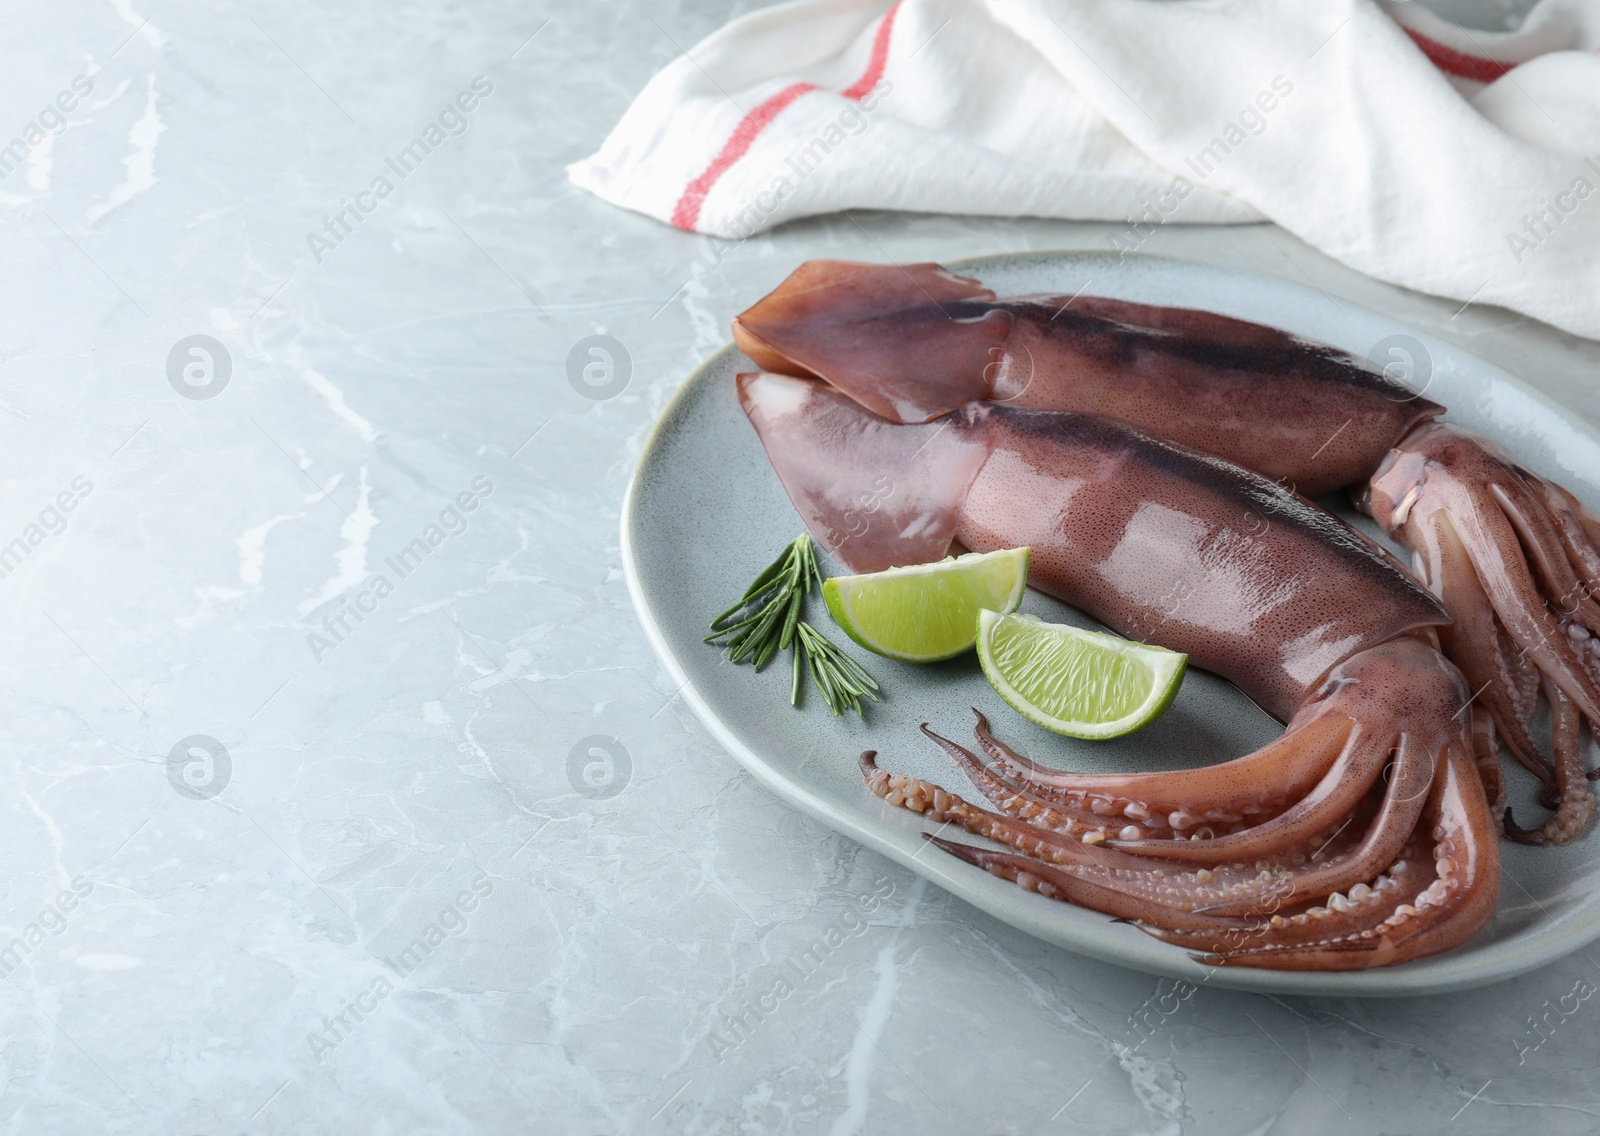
[622,251,1600,996]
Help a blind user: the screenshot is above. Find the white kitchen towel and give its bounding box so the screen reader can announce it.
[569,0,1600,340]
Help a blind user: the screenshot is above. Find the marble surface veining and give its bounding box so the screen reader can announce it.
[4,0,1597,1133]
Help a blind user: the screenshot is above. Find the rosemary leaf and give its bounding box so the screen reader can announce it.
[789,642,803,706]
[778,588,803,651]
[742,544,797,602]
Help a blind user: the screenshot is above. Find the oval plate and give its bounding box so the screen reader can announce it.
[622,251,1600,996]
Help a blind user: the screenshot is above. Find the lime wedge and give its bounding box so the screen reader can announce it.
[822,548,1030,663]
[976,610,1187,739]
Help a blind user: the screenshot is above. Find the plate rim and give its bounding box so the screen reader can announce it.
[622,248,1600,998]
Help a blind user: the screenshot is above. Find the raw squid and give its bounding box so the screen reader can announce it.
[734,260,1600,847]
[739,370,1499,970]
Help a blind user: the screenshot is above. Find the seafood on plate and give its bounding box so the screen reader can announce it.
[734,260,1600,847]
[738,370,1498,970]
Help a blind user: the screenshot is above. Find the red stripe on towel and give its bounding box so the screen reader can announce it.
[669,81,818,231]
[1404,27,1519,83]
[669,2,901,231]
[843,3,899,99]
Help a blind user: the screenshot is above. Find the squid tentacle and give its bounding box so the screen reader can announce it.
[1102,727,1396,863]
[956,712,1298,839]
[1142,840,1430,956]
[1468,707,1507,823]
[1505,680,1596,846]
[965,707,1351,834]
[1539,479,1600,604]
[1409,507,1551,783]
[1503,620,1543,735]
[919,834,1252,935]
[1529,481,1600,701]
[1490,480,1600,632]
[911,724,1107,838]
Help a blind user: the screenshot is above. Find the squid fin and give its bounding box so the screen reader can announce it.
[732,260,1010,424]
[737,372,993,573]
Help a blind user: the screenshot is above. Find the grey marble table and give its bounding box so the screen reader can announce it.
[4,0,1596,1133]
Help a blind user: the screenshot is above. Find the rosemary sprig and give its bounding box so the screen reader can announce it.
[795,622,881,716]
[706,534,881,716]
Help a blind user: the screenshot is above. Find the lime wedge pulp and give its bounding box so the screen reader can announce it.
[976,610,1187,740]
[822,548,1030,663]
